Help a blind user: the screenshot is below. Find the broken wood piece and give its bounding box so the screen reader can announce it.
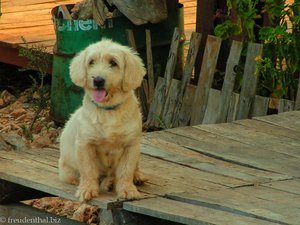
[172,32,202,127]
[216,40,243,123]
[190,35,222,125]
[146,28,182,127]
[236,43,263,120]
[145,29,155,105]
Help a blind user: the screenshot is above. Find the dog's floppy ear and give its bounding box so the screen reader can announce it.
[69,49,87,87]
[122,49,146,92]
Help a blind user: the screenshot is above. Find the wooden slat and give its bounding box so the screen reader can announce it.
[278,98,295,113]
[195,122,300,158]
[202,88,220,124]
[167,188,299,225]
[142,136,286,183]
[190,35,222,125]
[252,95,269,117]
[146,28,182,127]
[234,118,300,141]
[236,43,263,120]
[124,197,278,225]
[226,92,239,122]
[262,179,300,195]
[177,84,196,126]
[159,126,299,177]
[145,29,155,104]
[217,40,243,123]
[172,32,202,127]
[254,111,300,132]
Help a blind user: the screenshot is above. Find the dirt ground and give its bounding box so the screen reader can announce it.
[0,64,100,224]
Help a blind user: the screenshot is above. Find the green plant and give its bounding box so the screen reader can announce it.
[214,0,300,100]
[18,37,51,139]
[214,0,261,42]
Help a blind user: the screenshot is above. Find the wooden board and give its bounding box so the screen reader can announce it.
[190,35,222,125]
[151,126,300,177]
[217,40,243,123]
[124,197,278,225]
[254,111,300,132]
[236,43,263,120]
[166,187,300,225]
[195,122,300,158]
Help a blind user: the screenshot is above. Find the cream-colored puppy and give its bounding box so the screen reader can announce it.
[58,39,147,201]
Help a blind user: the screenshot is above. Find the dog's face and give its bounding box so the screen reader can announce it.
[70,40,146,104]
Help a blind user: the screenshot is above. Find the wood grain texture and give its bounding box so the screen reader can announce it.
[190,35,222,125]
[217,41,243,123]
[236,43,263,120]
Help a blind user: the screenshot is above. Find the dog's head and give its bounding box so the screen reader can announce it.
[70,39,146,105]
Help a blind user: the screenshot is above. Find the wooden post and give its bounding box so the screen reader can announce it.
[145,30,155,104]
[236,43,263,120]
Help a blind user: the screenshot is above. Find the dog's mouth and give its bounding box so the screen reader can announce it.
[92,88,108,103]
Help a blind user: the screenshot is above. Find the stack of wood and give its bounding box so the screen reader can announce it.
[128,28,300,129]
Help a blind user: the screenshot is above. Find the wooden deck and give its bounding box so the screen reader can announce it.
[0,111,300,224]
[0,0,196,69]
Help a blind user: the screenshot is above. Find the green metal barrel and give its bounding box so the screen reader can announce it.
[50,4,184,123]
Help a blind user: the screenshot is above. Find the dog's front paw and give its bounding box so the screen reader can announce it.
[76,183,100,202]
[116,184,141,200]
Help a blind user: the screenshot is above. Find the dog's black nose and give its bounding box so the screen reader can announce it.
[93,77,105,88]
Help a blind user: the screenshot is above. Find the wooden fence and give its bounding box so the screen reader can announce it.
[127,28,300,129]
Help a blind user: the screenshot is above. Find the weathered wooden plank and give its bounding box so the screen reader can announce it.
[0,156,120,209]
[217,40,243,123]
[190,35,222,125]
[146,77,165,127]
[226,92,239,122]
[235,185,300,208]
[142,137,284,184]
[233,119,300,141]
[145,29,155,104]
[146,28,182,127]
[124,197,278,225]
[141,143,251,187]
[167,188,298,225]
[157,127,299,177]
[177,84,196,126]
[172,32,202,127]
[262,179,300,195]
[195,122,300,158]
[251,95,269,117]
[254,111,300,132]
[236,43,263,120]
[202,88,221,124]
[161,79,181,128]
[278,98,295,113]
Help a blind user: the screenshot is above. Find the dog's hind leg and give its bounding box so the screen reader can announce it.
[58,158,79,185]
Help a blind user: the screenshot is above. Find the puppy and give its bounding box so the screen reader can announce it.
[58,39,147,201]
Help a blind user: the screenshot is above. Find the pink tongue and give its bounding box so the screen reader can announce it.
[92,89,107,103]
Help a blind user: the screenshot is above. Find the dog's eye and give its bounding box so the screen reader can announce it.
[88,59,95,66]
[109,59,117,67]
